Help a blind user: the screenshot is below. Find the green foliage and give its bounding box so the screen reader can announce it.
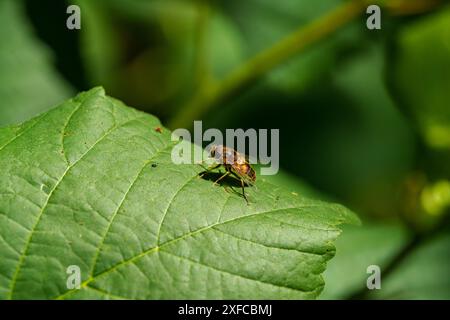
[0,0,73,126]
[222,0,362,93]
[320,223,410,299]
[391,6,450,150]
[0,88,358,299]
[368,230,450,299]
[0,0,448,301]
[75,0,121,89]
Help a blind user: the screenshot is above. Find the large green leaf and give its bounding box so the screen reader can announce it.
[0,0,73,126]
[0,87,358,299]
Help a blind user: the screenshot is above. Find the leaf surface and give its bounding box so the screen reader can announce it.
[0,87,358,299]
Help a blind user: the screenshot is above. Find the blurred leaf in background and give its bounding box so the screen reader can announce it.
[72,0,246,117]
[390,6,450,151]
[388,5,450,180]
[219,0,362,94]
[321,222,410,299]
[75,0,122,90]
[368,228,450,299]
[0,0,73,126]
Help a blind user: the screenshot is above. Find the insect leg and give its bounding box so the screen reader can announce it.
[213,171,230,185]
[229,171,250,204]
[198,163,221,178]
[240,178,249,205]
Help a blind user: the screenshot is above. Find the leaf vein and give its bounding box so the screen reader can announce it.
[212,227,324,257]
[155,172,200,245]
[7,112,147,299]
[85,285,128,300]
[55,204,325,299]
[89,142,175,276]
[160,250,313,294]
[0,115,45,153]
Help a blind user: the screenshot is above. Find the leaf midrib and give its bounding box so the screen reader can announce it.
[56,203,328,300]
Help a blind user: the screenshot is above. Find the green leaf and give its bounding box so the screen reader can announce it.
[261,169,328,201]
[320,222,410,299]
[0,87,358,299]
[0,0,73,126]
[75,0,121,89]
[367,230,450,299]
[391,7,450,150]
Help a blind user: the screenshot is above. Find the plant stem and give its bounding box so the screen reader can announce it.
[167,0,367,129]
[192,0,211,90]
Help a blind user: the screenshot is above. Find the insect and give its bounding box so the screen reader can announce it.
[200,145,256,204]
[154,127,162,133]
